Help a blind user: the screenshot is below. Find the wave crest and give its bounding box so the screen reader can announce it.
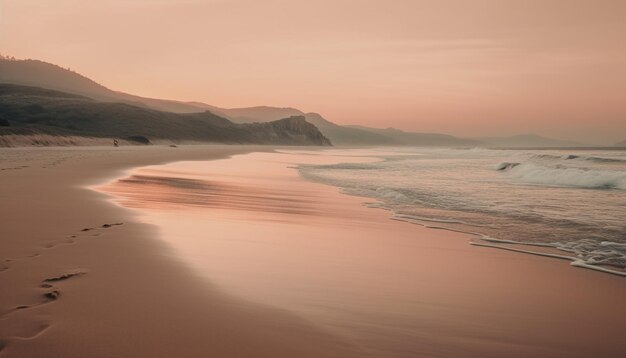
[495,162,520,171]
[506,163,626,190]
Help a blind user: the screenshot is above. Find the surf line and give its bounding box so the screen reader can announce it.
[391,213,626,278]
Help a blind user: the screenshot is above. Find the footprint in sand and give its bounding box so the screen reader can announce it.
[43,271,86,283]
[43,238,76,250]
[13,287,58,311]
[5,292,59,317]
[77,222,124,238]
[43,290,60,301]
[1,319,51,342]
[4,223,124,275]
[0,165,30,171]
[101,223,124,228]
[5,271,87,316]
[15,321,50,339]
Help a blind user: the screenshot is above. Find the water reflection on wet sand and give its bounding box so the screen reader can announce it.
[97,151,626,358]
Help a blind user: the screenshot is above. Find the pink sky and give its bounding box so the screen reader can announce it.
[1,0,625,144]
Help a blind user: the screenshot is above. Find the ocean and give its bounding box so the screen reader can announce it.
[298,147,626,276]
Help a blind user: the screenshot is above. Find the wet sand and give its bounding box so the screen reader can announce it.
[0,146,360,357]
[98,151,626,358]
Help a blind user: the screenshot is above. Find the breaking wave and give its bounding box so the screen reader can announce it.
[585,156,626,163]
[505,163,626,190]
[528,153,626,163]
[495,162,520,171]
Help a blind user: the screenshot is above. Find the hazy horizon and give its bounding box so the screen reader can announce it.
[1,0,625,144]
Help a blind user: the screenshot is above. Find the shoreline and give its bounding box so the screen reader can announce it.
[97,150,626,357]
[390,213,626,278]
[0,145,361,357]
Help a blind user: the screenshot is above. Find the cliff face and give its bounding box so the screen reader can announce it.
[0,84,331,147]
[250,116,332,146]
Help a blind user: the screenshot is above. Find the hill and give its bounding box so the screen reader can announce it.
[210,106,304,123]
[209,107,456,146]
[347,126,483,147]
[0,58,212,113]
[0,58,436,146]
[614,140,626,147]
[171,106,396,145]
[0,84,331,146]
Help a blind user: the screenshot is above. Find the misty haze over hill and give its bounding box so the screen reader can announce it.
[0,57,599,148]
[0,84,331,147]
[0,57,215,113]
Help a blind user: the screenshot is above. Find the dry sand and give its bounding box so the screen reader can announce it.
[2,146,626,358]
[0,145,360,357]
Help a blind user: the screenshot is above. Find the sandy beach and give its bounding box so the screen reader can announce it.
[0,145,360,357]
[2,146,626,357]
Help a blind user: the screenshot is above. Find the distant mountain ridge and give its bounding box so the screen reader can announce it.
[615,140,626,147]
[0,58,214,113]
[347,126,483,147]
[0,57,481,146]
[0,57,597,147]
[0,84,331,146]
